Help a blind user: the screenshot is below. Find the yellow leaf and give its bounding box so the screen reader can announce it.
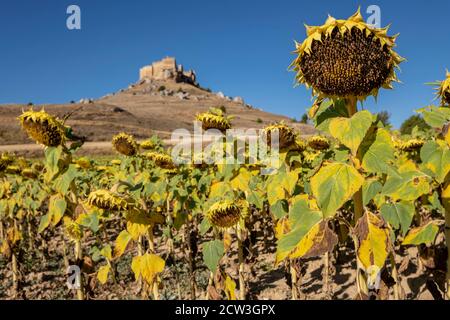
[224,275,237,300]
[127,221,150,241]
[100,245,112,261]
[355,212,391,270]
[230,167,252,191]
[131,253,165,285]
[114,230,132,258]
[97,264,110,285]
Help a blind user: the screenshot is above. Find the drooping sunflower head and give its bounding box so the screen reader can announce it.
[21,168,37,179]
[146,151,177,170]
[140,140,156,150]
[263,122,296,149]
[18,109,66,147]
[291,137,308,152]
[75,157,91,169]
[87,190,129,211]
[436,70,450,106]
[398,139,424,152]
[0,154,14,172]
[206,200,243,229]
[196,108,232,132]
[112,133,139,156]
[290,9,404,100]
[5,165,21,175]
[308,136,330,150]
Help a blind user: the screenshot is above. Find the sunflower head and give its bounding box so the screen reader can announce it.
[308,136,330,150]
[206,200,243,229]
[5,165,21,175]
[436,70,450,106]
[264,122,296,149]
[196,108,232,132]
[290,9,403,100]
[0,154,14,172]
[112,133,139,156]
[18,109,66,147]
[291,137,308,152]
[111,159,122,166]
[75,157,91,169]
[303,150,321,164]
[140,140,156,150]
[87,190,129,211]
[21,168,37,179]
[146,152,177,170]
[398,139,424,152]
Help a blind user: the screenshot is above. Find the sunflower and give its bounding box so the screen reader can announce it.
[21,168,37,179]
[398,139,424,152]
[308,136,330,150]
[75,157,91,169]
[303,150,321,164]
[291,137,308,152]
[140,140,156,150]
[264,122,296,149]
[290,8,403,101]
[436,70,450,106]
[146,152,176,170]
[18,109,66,147]
[87,190,129,211]
[5,166,21,174]
[0,154,13,172]
[112,133,139,156]
[206,200,243,229]
[196,108,232,132]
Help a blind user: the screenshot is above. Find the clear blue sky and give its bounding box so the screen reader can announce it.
[0,0,449,128]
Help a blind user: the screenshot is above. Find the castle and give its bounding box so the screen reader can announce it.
[139,57,197,85]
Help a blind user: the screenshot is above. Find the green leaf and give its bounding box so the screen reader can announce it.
[418,106,450,128]
[49,195,67,226]
[362,179,382,206]
[380,201,414,236]
[310,162,364,218]
[314,99,348,132]
[329,110,374,155]
[382,168,430,201]
[271,199,289,219]
[402,221,440,246]
[199,217,212,235]
[420,140,450,184]
[202,240,224,273]
[360,128,395,174]
[276,198,324,263]
[54,164,79,195]
[44,146,63,182]
[38,213,51,233]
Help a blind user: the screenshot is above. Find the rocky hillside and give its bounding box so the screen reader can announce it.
[0,77,314,150]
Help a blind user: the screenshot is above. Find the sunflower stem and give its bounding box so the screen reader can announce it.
[237,227,246,300]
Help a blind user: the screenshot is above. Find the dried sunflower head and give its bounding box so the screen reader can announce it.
[111,159,122,166]
[87,190,129,211]
[21,168,37,179]
[291,137,308,152]
[290,9,403,100]
[75,157,91,169]
[303,150,321,164]
[18,109,66,147]
[398,139,424,152]
[308,136,330,150]
[146,152,177,170]
[436,70,450,106]
[5,165,21,175]
[112,133,139,156]
[196,108,232,132]
[264,122,296,149]
[0,154,13,172]
[206,200,243,229]
[140,140,156,150]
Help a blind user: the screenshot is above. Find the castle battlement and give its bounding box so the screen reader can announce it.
[139,57,197,85]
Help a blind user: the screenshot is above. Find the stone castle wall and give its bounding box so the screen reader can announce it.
[139,57,197,85]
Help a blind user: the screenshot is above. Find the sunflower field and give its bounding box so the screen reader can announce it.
[1,9,450,300]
